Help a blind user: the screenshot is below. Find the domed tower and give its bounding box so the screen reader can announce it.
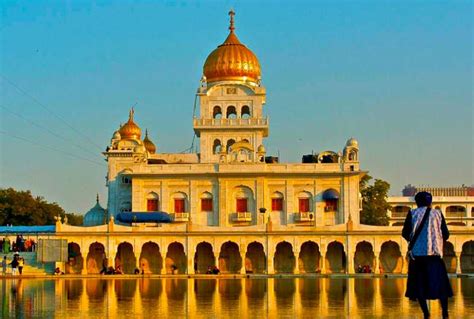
[143,129,157,154]
[119,108,141,140]
[194,10,268,163]
[83,194,107,226]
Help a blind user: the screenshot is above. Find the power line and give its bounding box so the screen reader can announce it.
[0,131,106,167]
[0,104,102,159]
[0,75,104,151]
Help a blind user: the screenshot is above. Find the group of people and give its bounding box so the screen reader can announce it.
[2,254,25,276]
[1,236,36,253]
[356,264,372,273]
[206,266,220,275]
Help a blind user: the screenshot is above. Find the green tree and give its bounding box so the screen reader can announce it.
[0,188,83,226]
[360,174,391,226]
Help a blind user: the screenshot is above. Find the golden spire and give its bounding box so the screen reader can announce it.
[143,128,157,154]
[203,10,261,84]
[229,9,235,32]
[119,108,142,140]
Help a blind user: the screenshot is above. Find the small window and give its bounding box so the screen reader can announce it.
[272,198,283,211]
[201,198,213,212]
[213,106,222,119]
[236,198,247,213]
[299,198,310,213]
[174,199,185,213]
[227,106,237,119]
[147,199,159,212]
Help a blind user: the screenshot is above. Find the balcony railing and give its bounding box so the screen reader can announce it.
[295,212,315,222]
[234,212,252,222]
[173,212,189,222]
[194,117,268,127]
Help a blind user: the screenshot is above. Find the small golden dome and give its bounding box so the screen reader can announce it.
[119,108,141,140]
[257,144,266,153]
[143,129,156,154]
[203,10,261,84]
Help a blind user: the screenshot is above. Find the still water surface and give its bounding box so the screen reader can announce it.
[1,277,473,318]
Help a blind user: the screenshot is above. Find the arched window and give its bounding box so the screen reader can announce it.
[201,192,213,212]
[392,205,411,218]
[147,192,159,212]
[271,192,284,212]
[213,106,222,119]
[298,191,312,213]
[242,138,249,143]
[226,106,237,119]
[226,139,236,151]
[241,105,251,119]
[349,150,357,161]
[213,139,222,154]
[173,192,187,213]
[446,205,466,218]
[236,190,249,213]
[322,189,339,212]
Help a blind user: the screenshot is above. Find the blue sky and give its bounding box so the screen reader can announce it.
[1,1,472,214]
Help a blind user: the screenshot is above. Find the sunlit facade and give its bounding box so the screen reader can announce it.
[46,11,474,276]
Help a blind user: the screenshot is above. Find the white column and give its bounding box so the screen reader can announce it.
[374,250,380,274]
[455,251,462,274]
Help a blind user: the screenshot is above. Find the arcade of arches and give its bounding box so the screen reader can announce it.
[64,238,474,275]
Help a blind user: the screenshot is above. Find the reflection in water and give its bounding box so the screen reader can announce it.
[0,277,473,318]
[354,278,375,311]
[115,279,137,299]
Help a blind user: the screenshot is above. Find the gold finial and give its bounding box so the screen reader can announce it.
[129,107,135,122]
[96,193,99,203]
[145,129,149,138]
[228,9,235,32]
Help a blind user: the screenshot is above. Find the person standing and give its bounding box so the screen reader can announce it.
[18,256,24,275]
[402,191,453,319]
[10,256,19,276]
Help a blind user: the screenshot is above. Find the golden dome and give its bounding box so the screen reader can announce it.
[143,129,156,154]
[203,10,261,84]
[119,108,141,140]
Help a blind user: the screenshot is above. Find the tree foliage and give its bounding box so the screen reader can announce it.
[360,174,391,226]
[0,188,83,226]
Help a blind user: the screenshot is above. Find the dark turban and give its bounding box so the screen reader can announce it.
[415,191,432,207]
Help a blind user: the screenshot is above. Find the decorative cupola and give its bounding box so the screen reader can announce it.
[343,137,359,162]
[143,129,157,154]
[203,10,261,85]
[119,108,141,140]
[83,194,107,226]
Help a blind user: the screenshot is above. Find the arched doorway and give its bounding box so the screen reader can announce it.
[380,241,402,273]
[354,241,375,273]
[66,243,83,274]
[166,242,187,274]
[139,242,162,274]
[194,242,215,274]
[443,242,457,273]
[460,241,474,273]
[115,242,136,274]
[274,241,295,273]
[219,241,242,274]
[299,241,320,273]
[86,242,106,274]
[326,241,346,273]
[245,242,266,274]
